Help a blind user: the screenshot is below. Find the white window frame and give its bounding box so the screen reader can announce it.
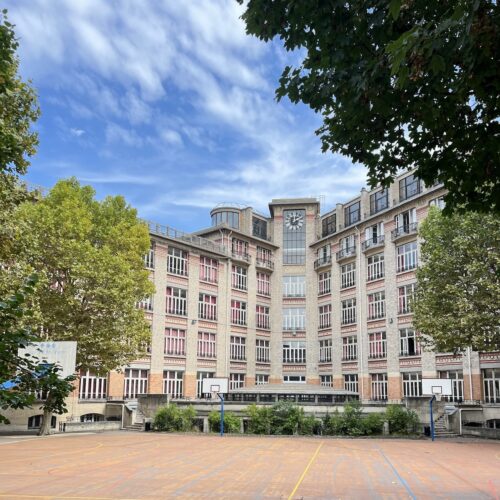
[198,293,217,321]
[367,291,386,320]
[166,287,187,316]
[282,341,306,364]
[319,303,332,329]
[256,305,270,330]
[257,272,271,296]
[318,271,331,295]
[256,339,270,363]
[231,300,247,325]
[231,265,248,290]
[397,241,418,273]
[256,374,269,385]
[364,222,385,249]
[197,371,215,398]
[163,370,183,398]
[398,283,416,314]
[257,246,272,264]
[319,339,332,362]
[144,247,154,269]
[283,375,306,384]
[167,247,188,276]
[344,374,359,393]
[371,373,388,400]
[282,308,305,331]
[341,298,356,325]
[341,262,356,289]
[399,328,421,356]
[320,375,333,387]
[230,336,246,361]
[342,336,358,360]
[197,331,216,358]
[79,371,107,400]
[402,372,422,397]
[229,373,245,390]
[283,275,305,297]
[164,328,186,356]
[367,253,385,281]
[137,296,153,311]
[483,369,500,404]
[124,368,148,399]
[200,256,218,283]
[369,331,387,359]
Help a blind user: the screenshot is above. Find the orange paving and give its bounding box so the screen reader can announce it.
[0,432,499,499]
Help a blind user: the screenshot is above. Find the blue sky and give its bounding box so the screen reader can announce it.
[6,0,368,231]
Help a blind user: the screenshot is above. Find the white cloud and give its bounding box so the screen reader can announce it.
[70,128,85,137]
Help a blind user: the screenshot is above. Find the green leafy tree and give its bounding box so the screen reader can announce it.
[208,410,240,433]
[239,1,500,213]
[153,404,197,432]
[385,405,419,434]
[13,178,154,373]
[413,208,500,352]
[246,403,273,434]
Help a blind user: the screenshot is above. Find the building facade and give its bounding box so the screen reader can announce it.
[3,171,500,430]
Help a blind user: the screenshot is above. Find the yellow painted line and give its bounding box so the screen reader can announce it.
[288,442,323,500]
[0,495,141,500]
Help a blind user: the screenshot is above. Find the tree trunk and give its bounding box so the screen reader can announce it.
[38,408,53,436]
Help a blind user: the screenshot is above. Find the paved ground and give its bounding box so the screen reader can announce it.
[0,432,499,499]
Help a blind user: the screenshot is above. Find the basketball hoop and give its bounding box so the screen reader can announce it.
[435,394,442,402]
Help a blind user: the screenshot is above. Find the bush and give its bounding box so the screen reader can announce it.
[153,404,197,432]
[323,404,385,436]
[271,401,303,435]
[208,410,240,433]
[360,413,385,435]
[341,400,364,436]
[385,405,419,434]
[246,404,273,434]
[299,414,319,435]
[322,410,343,436]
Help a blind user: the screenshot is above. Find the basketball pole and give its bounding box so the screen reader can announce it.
[429,395,436,441]
[218,393,224,437]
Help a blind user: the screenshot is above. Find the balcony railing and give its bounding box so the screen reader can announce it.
[391,222,418,241]
[314,255,332,270]
[255,258,274,271]
[231,251,251,263]
[362,235,385,252]
[336,246,356,261]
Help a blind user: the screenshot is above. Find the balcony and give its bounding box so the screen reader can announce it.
[336,246,356,262]
[362,235,385,253]
[231,251,251,263]
[255,258,274,271]
[314,255,332,270]
[391,222,418,242]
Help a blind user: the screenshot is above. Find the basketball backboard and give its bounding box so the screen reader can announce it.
[422,378,453,399]
[18,341,77,378]
[202,377,229,395]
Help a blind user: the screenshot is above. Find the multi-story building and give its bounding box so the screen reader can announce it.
[3,171,500,430]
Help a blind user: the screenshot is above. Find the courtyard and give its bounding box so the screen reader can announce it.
[0,432,499,499]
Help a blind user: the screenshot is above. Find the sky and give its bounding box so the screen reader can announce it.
[5,0,368,231]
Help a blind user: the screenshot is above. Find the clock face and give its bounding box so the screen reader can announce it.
[285,211,304,231]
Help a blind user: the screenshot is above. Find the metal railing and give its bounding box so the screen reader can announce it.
[314,255,332,269]
[361,235,385,251]
[255,258,274,270]
[336,246,356,261]
[231,251,251,263]
[391,222,418,241]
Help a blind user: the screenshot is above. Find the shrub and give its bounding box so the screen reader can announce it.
[360,413,385,435]
[208,410,240,433]
[246,404,273,434]
[341,400,364,436]
[385,405,419,434]
[299,414,319,435]
[322,410,343,435]
[153,404,197,432]
[271,401,303,435]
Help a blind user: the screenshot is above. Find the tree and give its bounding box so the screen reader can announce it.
[413,207,500,352]
[239,0,500,213]
[13,178,154,373]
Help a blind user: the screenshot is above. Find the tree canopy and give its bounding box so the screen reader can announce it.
[12,179,154,373]
[413,207,500,352]
[239,0,500,213]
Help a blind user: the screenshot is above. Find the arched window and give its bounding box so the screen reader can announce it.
[28,415,56,429]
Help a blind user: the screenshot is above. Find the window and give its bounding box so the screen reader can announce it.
[282,341,306,363]
[483,369,500,403]
[341,298,356,325]
[397,241,418,272]
[319,339,332,362]
[79,371,107,400]
[317,244,332,265]
[344,374,359,393]
[318,271,331,295]
[319,303,332,329]
[200,256,218,283]
[399,328,420,356]
[371,373,388,400]
[257,272,271,296]
[163,370,183,398]
[439,371,464,403]
[429,196,445,209]
[256,374,269,385]
[232,265,248,290]
[338,234,356,258]
[364,222,385,249]
[370,189,389,214]
[166,287,187,316]
[232,238,249,259]
[256,246,272,265]
[394,208,417,237]
[198,293,217,321]
[229,373,245,390]
[283,375,306,383]
[322,213,336,237]
[402,372,422,397]
[344,202,360,227]
[231,300,247,325]
[367,291,385,320]
[28,415,56,429]
[283,209,306,264]
[256,305,270,329]
[367,253,385,281]
[167,247,188,276]
[398,283,416,314]
[136,296,153,311]
[80,413,104,423]
[283,275,305,297]
[320,374,333,387]
[341,262,356,289]
[198,331,216,358]
[368,331,387,358]
[399,174,421,201]
[256,339,270,362]
[252,217,268,239]
[230,336,246,360]
[342,336,358,360]
[164,328,186,355]
[282,308,305,331]
[212,210,239,229]
[144,247,154,269]
[124,368,148,399]
[197,371,215,398]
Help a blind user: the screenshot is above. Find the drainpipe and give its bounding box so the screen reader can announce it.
[354,225,364,401]
[467,346,473,401]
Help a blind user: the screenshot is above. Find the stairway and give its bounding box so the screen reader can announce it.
[433,414,458,438]
[124,422,144,431]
